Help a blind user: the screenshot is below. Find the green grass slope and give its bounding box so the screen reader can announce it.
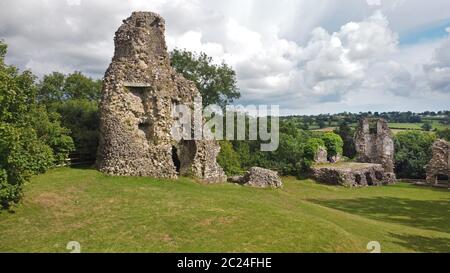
[0,168,449,253]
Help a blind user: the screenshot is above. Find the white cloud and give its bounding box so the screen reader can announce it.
[424,32,450,93]
[366,0,381,6]
[0,0,449,114]
[66,0,81,6]
[299,11,398,99]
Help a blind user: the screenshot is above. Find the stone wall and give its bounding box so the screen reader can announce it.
[228,167,283,188]
[425,139,449,185]
[314,147,328,164]
[311,163,396,187]
[96,12,226,183]
[354,118,396,181]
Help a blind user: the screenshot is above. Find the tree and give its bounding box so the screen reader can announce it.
[0,125,55,208]
[170,49,240,108]
[300,121,309,130]
[39,71,102,163]
[317,119,326,129]
[28,106,75,164]
[334,121,356,158]
[0,41,73,208]
[37,72,66,103]
[422,121,432,132]
[64,72,102,101]
[50,99,99,163]
[394,131,436,179]
[273,132,305,175]
[38,71,102,103]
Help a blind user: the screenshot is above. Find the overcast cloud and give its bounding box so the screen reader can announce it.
[0,0,449,115]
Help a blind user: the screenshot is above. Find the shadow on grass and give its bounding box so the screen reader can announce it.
[389,233,450,253]
[69,164,96,170]
[308,197,450,233]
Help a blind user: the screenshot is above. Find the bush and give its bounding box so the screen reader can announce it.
[230,127,309,176]
[0,125,54,208]
[394,131,436,179]
[321,132,344,158]
[436,128,450,141]
[422,122,432,132]
[0,169,20,208]
[217,141,243,176]
[273,133,305,175]
[304,138,325,161]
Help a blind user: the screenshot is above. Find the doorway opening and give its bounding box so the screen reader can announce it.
[172,146,181,174]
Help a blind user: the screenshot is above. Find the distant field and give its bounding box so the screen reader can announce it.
[310,121,449,134]
[425,120,450,131]
[312,127,336,132]
[0,168,449,253]
[388,123,423,130]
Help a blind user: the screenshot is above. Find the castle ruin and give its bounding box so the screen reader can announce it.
[96,12,226,183]
[425,139,449,186]
[354,118,396,180]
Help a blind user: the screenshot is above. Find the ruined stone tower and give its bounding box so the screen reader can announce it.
[96,12,226,183]
[354,118,396,179]
[425,139,449,185]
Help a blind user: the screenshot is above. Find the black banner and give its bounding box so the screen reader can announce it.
[0,253,444,272]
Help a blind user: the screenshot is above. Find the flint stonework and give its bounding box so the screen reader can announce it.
[311,163,396,187]
[354,118,396,181]
[96,12,226,183]
[228,167,283,188]
[425,139,449,185]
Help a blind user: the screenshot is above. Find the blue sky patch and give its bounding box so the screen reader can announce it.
[400,19,450,45]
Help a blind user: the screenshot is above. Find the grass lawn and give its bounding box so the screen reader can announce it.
[0,167,449,253]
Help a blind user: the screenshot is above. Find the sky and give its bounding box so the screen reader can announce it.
[0,0,449,115]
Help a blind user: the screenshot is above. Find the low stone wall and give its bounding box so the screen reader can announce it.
[228,167,283,188]
[311,162,396,187]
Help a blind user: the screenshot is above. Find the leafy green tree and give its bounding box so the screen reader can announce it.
[422,121,432,132]
[64,72,102,101]
[50,99,99,162]
[37,72,66,103]
[273,133,305,175]
[232,141,252,170]
[29,106,75,164]
[334,121,356,158]
[394,131,436,179]
[317,119,326,129]
[170,49,240,108]
[0,125,55,208]
[38,71,101,103]
[38,71,102,162]
[322,132,344,159]
[300,121,309,130]
[0,41,73,208]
